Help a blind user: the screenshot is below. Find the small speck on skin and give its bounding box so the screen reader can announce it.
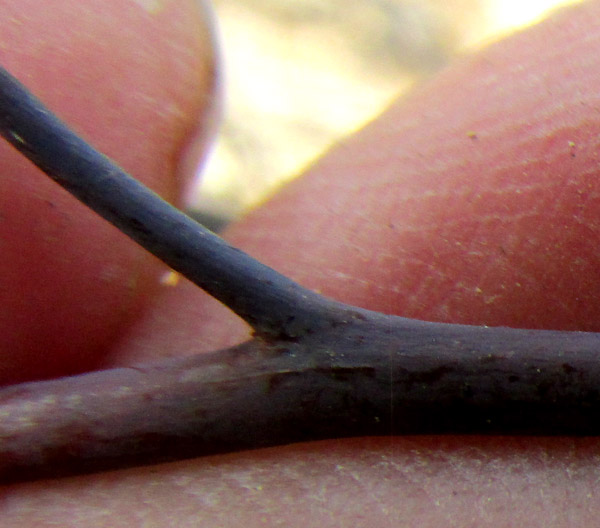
[466,131,478,140]
[484,294,500,305]
[160,270,180,286]
[99,264,125,284]
[131,0,165,14]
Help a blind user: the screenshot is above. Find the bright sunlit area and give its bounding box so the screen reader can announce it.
[191,0,582,227]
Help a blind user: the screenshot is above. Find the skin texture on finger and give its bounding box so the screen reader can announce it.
[7,1,600,527]
[2,437,600,528]
[0,0,219,384]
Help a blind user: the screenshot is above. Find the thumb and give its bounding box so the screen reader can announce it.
[0,0,219,384]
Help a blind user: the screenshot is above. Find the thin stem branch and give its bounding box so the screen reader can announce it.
[2,314,600,483]
[1,63,600,484]
[0,66,344,339]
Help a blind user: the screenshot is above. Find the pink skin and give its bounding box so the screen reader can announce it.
[0,0,218,384]
[3,0,600,526]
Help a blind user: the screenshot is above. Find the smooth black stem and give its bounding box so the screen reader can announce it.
[2,311,600,483]
[0,66,345,339]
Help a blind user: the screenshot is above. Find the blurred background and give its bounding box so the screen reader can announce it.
[190,0,581,228]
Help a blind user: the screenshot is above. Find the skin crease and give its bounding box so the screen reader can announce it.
[6,0,600,526]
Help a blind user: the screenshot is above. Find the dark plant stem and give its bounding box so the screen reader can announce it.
[0,66,343,340]
[1,64,600,484]
[3,314,600,483]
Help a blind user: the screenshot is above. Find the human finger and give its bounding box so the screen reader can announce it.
[0,0,219,384]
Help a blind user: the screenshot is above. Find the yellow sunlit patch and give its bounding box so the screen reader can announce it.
[488,0,581,33]
[194,0,584,218]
